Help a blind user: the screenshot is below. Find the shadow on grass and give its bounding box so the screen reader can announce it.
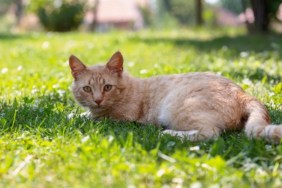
[1,93,280,166]
[0,33,30,41]
[228,67,282,82]
[269,108,282,124]
[135,34,282,58]
[0,94,75,134]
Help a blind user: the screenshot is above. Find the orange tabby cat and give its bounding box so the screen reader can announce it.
[69,51,282,143]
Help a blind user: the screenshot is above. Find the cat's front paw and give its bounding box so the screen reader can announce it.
[79,111,92,118]
[162,129,200,141]
[67,111,93,120]
[163,129,199,137]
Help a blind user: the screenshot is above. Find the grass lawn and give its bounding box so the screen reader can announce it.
[0,28,282,187]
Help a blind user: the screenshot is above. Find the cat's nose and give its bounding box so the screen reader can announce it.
[95,99,103,105]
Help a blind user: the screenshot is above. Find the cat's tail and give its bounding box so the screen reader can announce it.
[244,98,282,143]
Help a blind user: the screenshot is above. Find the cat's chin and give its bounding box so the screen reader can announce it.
[90,105,104,109]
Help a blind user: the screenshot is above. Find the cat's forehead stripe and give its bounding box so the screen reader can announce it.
[99,77,105,84]
[88,73,105,85]
[88,76,95,85]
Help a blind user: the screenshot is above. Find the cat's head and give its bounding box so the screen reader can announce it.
[69,51,127,110]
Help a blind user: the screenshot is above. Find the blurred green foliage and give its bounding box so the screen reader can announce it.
[220,0,245,14]
[268,0,282,21]
[162,0,196,25]
[0,0,10,15]
[159,0,216,27]
[221,0,282,20]
[28,0,84,32]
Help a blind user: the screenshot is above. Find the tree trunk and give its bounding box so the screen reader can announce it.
[90,0,100,31]
[195,0,203,26]
[241,0,252,33]
[15,0,24,26]
[250,0,269,33]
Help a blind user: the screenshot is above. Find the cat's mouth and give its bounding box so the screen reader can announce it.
[93,103,104,109]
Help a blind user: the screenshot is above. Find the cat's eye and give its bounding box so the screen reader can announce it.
[83,86,92,93]
[104,84,112,92]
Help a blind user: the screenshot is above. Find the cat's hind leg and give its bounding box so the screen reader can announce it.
[159,96,224,141]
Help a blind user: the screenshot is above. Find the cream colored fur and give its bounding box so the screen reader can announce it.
[69,51,282,143]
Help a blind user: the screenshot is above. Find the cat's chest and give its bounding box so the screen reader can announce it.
[107,103,143,122]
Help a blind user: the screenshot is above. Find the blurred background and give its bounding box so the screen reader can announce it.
[0,0,282,34]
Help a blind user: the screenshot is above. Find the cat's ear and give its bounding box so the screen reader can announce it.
[106,51,123,76]
[69,55,86,80]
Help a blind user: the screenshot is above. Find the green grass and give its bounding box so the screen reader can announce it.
[0,28,282,187]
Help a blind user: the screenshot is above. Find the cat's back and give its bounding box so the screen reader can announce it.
[143,72,246,129]
[146,72,242,93]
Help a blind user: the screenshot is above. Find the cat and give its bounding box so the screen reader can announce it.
[69,51,282,143]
